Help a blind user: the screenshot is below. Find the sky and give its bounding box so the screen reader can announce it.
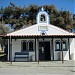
[0,0,75,14]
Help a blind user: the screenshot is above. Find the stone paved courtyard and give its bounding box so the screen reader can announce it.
[0,60,75,75]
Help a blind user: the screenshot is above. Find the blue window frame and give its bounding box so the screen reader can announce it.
[55,40,61,51]
[28,40,34,51]
[55,40,68,51]
[21,40,27,51]
[62,40,67,51]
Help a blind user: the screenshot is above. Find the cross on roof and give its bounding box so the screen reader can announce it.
[41,7,44,11]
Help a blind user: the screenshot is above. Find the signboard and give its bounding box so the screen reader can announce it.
[38,26,48,31]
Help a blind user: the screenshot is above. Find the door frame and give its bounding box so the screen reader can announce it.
[39,41,51,61]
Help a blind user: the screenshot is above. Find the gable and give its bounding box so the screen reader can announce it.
[7,24,73,36]
[47,24,71,35]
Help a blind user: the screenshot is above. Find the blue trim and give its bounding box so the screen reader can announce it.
[36,10,50,24]
[39,21,47,23]
[62,40,68,51]
[21,40,27,51]
[40,31,47,35]
[29,50,34,52]
[28,40,34,51]
[55,40,68,51]
[38,11,49,16]
[55,40,61,51]
[55,49,68,51]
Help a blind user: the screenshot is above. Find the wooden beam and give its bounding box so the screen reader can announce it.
[10,36,12,64]
[61,38,64,63]
[68,38,70,60]
[35,38,36,61]
[9,39,10,61]
[37,38,39,64]
[52,38,54,60]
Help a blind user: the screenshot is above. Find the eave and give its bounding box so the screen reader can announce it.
[1,34,75,39]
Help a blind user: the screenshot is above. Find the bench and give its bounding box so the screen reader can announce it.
[14,52,29,61]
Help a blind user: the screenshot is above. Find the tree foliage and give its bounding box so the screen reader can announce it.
[0,24,9,47]
[0,2,73,31]
[0,24,9,35]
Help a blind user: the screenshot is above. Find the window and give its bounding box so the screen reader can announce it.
[40,14,46,22]
[55,40,67,51]
[28,40,34,51]
[55,40,61,51]
[63,41,67,51]
[21,40,27,51]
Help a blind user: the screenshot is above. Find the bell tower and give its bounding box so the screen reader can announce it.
[36,7,50,24]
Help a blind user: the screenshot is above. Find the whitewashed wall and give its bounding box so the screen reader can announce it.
[11,39,35,61]
[8,38,75,61]
[36,38,69,60]
[53,38,69,60]
[70,38,75,60]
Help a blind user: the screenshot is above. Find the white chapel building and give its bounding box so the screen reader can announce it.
[5,8,75,62]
